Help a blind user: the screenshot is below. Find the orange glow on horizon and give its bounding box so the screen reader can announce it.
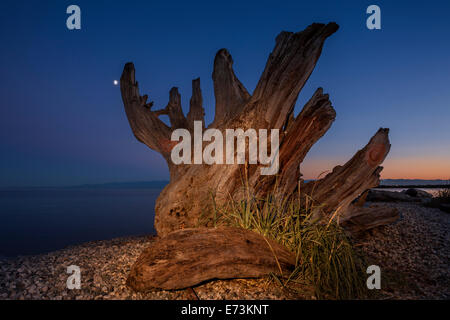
[380,157,450,180]
[300,157,450,181]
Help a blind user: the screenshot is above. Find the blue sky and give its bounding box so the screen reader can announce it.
[0,0,449,186]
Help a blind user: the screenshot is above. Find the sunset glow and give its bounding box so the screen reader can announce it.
[301,156,450,181]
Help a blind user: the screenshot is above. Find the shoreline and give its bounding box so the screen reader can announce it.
[0,234,157,261]
[0,201,448,300]
[0,234,292,300]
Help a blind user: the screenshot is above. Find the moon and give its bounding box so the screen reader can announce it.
[113,80,118,86]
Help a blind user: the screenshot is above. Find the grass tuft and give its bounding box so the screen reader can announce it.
[206,176,366,299]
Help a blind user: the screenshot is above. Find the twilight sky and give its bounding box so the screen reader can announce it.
[0,0,449,187]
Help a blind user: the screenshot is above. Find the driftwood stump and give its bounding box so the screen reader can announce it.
[120,22,400,292]
[120,22,395,235]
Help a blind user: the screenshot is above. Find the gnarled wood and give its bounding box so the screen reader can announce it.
[187,78,205,131]
[120,22,395,237]
[340,205,400,234]
[302,128,391,221]
[212,49,250,127]
[120,63,172,159]
[250,23,339,130]
[253,88,336,197]
[126,227,295,291]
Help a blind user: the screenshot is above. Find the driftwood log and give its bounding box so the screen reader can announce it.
[126,227,295,291]
[366,189,431,202]
[121,22,396,235]
[340,205,399,234]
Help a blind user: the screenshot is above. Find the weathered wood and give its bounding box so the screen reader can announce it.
[249,23,339,130]
[366,189,422,202]
[120,63,172,160]
[212,49,250,127]
[187,78,205,131]
[121,23,345,236]
[365,188,433,203]
[126,227,296,291]
[340,205,400,234]
[302,128,391,221]
[120,22,399,293]
[253,88,336,197]
[120,23,396,237]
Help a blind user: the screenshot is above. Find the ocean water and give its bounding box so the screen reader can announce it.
[373,188,444,197]
[0,188,160,258]
[0,185,446,259]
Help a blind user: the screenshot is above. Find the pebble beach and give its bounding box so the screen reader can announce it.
[0,202,448,300]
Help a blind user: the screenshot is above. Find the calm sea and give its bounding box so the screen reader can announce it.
[1,186,446,258]
[0,188,160,258]
[373,188,444,197]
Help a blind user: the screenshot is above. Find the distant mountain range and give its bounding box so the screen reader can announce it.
[66,181,169,189]
[377,179,450,189]
[380,179,449,187]
[73,179,448,189]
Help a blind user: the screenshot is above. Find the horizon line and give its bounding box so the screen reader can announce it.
[1,178,449,189]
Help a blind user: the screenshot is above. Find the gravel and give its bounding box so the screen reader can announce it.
[0,202,448,300]
[0,235,291,300]
[355,202,449,299]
